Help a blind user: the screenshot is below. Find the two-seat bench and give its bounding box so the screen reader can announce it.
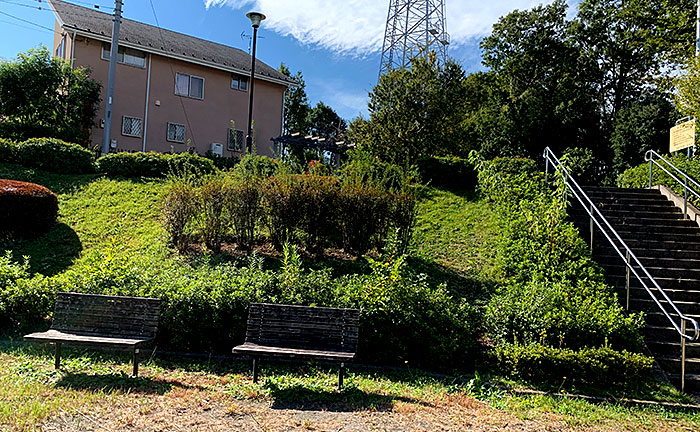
[24,292,161,376]
[233,303,360,389]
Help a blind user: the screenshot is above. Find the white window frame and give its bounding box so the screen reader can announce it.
[231,73,249,91]
[227,128,245,152]
[167,122,186,144]
[175,72,205,100]
[121,116,143,138]
[100,43,146,68]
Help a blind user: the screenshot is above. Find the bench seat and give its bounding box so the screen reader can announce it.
[233,342,355,362]
[24,329,152,348]
[233,303,360,389]
[23,292,160,377]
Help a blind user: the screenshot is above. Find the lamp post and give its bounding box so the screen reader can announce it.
[245,11,265,154]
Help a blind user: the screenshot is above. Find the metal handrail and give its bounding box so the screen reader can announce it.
[544,148,699,345]
[645,150,700,219]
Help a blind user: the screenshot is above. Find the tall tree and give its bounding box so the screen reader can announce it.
[308,101,347,140]
[0,46,101,145]
[279,63,311,135]
[364,54,469,166]
[479,0,602,159]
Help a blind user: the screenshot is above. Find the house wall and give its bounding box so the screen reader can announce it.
[66,32,285,158]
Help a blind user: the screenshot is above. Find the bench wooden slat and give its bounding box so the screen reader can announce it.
[233,342,355,361]
[24,329,151,347]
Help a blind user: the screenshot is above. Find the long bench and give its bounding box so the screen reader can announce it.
[233,303,360,389]
[24,292,161,376]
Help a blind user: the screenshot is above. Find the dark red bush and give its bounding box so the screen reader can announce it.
[0,179,58,237]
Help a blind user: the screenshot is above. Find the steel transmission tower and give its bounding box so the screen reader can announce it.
[378,0,450,77]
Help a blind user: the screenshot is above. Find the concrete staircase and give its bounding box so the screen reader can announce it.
[569,186,700,390]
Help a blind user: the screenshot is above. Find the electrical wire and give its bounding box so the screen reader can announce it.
[0,8,54,31]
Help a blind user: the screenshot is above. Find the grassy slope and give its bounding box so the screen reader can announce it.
[2,163,699,429]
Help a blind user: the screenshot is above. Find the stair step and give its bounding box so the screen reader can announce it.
[646,339,700,357]
[612,231,700,244]
[657,357,700,375]
[596,255,700,270]
[625,286,700,303]
[594,247,700,260]
[601,263,700,280]
[583,186,661,195]
[631,298,700,316]
[608,274,700,291]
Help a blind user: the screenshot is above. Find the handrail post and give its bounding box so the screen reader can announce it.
[589,204,594,252]
[649,157,653,188]
[684,176,689,219]
[545,154,549,181]
[682,320,687,393]
[626,251,631,311]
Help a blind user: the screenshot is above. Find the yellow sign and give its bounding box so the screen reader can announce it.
[670,119,696,152]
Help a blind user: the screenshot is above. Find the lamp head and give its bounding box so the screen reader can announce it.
[246,12,266,28]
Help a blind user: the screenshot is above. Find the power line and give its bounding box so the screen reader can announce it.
[0,0,52,11]
[148,0,196,148]
[0,8,54,31]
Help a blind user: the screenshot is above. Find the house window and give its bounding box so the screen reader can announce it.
[175,73,204,99]
[227,128,245,152]
[231,74,248,91]
[167,122,186,143]
[101,43,146,68]
[121,116,143,138]
[55,35,66,58]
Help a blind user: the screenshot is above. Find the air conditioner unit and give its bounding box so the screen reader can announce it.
[210,142,223,157]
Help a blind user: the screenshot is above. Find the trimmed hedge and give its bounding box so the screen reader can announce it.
[617,155,700,206]
[416,156,476,189]
[2,138,95,174]
[97,151,216,178]
[493,343,653,387]
[0,179,58,237]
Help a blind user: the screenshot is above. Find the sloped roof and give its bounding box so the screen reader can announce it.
[49,0,295,86]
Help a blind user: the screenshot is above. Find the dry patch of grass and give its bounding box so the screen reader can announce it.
[2,343,700,431]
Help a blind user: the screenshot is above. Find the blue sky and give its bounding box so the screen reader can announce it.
[0,0,567,120]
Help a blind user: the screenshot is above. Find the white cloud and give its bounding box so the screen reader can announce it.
[204,0,557,55]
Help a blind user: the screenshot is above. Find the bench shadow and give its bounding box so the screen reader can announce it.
[55,371,173,395]
[266,382,431,412]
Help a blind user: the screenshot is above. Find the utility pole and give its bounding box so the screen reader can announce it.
[101,0,123,155]
[245,12,265,154]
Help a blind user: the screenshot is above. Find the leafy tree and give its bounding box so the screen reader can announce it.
[364,54,469,166]
[478,0,602,159]
[611,90,678,174]
[0,46,101,145]
[308,101,347,140]
[279,63,311,135]
[676,56,700,117]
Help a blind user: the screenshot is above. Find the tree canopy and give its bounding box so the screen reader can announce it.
[0,46,101,145]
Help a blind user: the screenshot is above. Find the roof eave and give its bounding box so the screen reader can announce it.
[58,23,298,88]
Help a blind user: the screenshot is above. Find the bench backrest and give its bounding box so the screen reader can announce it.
[51,292,161,340]
[245,303,359,353]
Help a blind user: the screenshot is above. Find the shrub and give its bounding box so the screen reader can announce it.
[204,151,239,170]
[337,183,392,254]
[162,179,198,252]
[0,179,58,237]
[14,138,95,174]
[0,247,478,370]
[617,155,700,206]
[261,175,304,249]
[197,177,229,252]
[476,156,643,352]
[416,156,477,189]
[233,155,278,179]
[295,175,339,250]
[0,138,16,163]
[226,178,261,250]
[97,151,215,178]
[390,190,417,253]
[492,343,653,387]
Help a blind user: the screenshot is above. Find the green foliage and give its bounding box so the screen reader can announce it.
[232,155,279,179]
[0,138,16,162]
[0,46,101,144]
[477,156,643,352]
[0,179,58,238]
[493,343,653,387]
[416,156,477,190]
[364,54,469,166]
[96,151,215,178]
[676,55,700,118]
[561,147,602,186]
[12,138,95,174]
[161,178,198,253]
[617,155,700,206]
[279,64,311,135]
[203,151,239,170]
[308,101,347,140]
[0,246,477,369]
[226,178,261,250]
[197,176,229,252]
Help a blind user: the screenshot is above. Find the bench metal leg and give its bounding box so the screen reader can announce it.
[55,343,62,370]
[339,362,345,390]
[133,348,140,377]
[252,357,259,383]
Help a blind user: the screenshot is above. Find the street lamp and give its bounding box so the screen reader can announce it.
[245,11,266,154]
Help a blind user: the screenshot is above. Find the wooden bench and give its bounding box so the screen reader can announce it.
[24,292,161,377]
[233,303,360,389]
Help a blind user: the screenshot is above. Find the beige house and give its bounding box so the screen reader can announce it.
[48,0,294,157]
